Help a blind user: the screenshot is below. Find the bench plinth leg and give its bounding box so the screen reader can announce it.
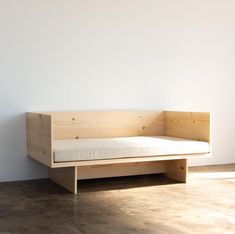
[165,159,188,183]
[49,167,77,194]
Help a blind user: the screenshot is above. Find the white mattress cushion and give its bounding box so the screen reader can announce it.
[54,136,210,162]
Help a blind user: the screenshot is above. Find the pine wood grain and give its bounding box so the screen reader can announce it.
[27,112,53,167]
[50,111,165,139]
[165,111,210,142]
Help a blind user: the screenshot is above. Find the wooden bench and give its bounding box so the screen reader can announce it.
[27,111,210,194]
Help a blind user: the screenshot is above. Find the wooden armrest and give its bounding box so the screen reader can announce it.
[164,111,210,142]
[27,112,53,167]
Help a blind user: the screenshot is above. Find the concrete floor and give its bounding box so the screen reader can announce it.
[0,164,235,234]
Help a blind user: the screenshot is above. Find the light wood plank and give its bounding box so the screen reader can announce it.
[49,111,165,139]
[165,111,210,142]
[77,161,166,179]
[165,159,188,182]
[49,167,77,194]
[52,153,210,168]
[27,112,53,167]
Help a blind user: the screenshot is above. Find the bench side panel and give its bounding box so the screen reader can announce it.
[164,111,210,142]
[27,112,53,167]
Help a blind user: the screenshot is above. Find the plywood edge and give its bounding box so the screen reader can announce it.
[26,112,52,116]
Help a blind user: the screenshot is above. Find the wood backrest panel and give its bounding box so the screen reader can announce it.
[50,111,165,139]
[165,111,210,142]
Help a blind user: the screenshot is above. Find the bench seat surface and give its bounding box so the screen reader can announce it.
[54,136,210,162]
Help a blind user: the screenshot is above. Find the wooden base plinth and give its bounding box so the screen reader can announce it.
[165,159,188,183]
[49,159,188,194]
[49,167,77,194]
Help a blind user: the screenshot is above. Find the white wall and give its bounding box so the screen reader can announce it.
[0,0,235,182]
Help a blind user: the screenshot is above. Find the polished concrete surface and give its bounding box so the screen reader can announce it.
[0,164,235,234]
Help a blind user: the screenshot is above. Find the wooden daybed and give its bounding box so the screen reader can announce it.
[27,111,210,194]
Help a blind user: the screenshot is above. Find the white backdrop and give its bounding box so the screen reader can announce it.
[0,0,235,181]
